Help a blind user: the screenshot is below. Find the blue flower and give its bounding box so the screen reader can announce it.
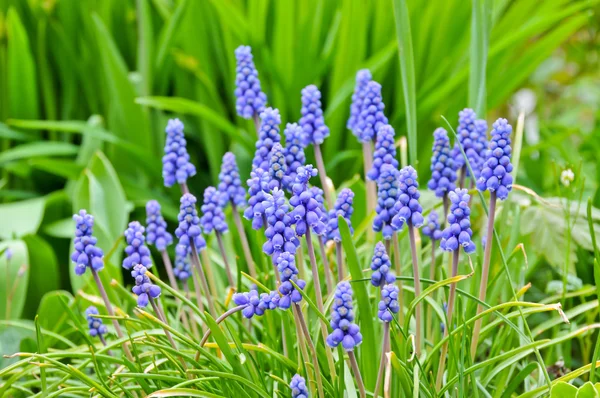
[123,221,152,270]
[368,124,398,181]
[452,108,486,178]
[391,166,424,231]
[371,242,396,287]
[289,166,326,236]
[173,244,192,281]
[326,281,363,351]
[427,128,457,198]
[373,165,400,240]
[378,284,400,322]
[5,248,12,260]
[283,123,306,189]
[71,210,104,276]
[422,210,442,241]
[145,200,173,252]
[476,118,513,200]
[200,187,228,234]
[175,194,207,252]
[439,189,476,253]
[347,69,372,136]
[253,107,281,171]
[218,152,246,208]
[162,119,196,188]
[268,143,289,190]
[262,188,299,259]
[234,45,267,119]
[290,374,309,398]
[299,85,329,146]
[131,264,161,307]
[232,289,280,319]
[326,188,354,242]
[276,252,306,309]
[356,81,388,143]
[85,306,108,337]
[244,168,271,230]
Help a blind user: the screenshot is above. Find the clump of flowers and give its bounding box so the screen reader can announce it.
[263,188,299,259]
[356,81,388,143]
[422,210,443,241]
[290,374,309,398]
[289,166,326,236]
[218,152,246,207]
[283,123,306,189]
[440,188,476,253]
[71,210,104,276]
[391,166,424,231]
[173,244,191,282]
[299,85,329,146]
[123,221,152,270]
[347,69,372,135]
[326,281,362,351]
[561,168,575,187]
[452,108,487,179]
[175,193,207,252]
[371,242,396,287]
[232,289,280,319]
[253,107,282,171]
[427,128,456,197]
[200,187,228,234]
[326,188,354,242]
[276,252,306,309]
[234,45,267,119]
[268,143,288,190]
[378,284,400,322]
[162,119,196,188]
[131,264,161,307]
[373,165,400,239]
[145,200,173,251]
[368,124,398,181]
[85,306,108,337]
[476,118,514,200]
[244,168,271,230]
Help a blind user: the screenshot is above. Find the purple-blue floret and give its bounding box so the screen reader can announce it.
[162,119,196,188]
[476,118,513,200]
[373,165,400,240]
[391,166,424,231]
[299,85,329,146]
[218,152,247,208]
[368,124,398,181]
[276,252,306,309]
[356,81,388,143]
[71,210,104,276]
[378,284,400,322]
[283,123,306,190]
[85,306,108,337]
[326,188,354,242]
[371,242,396,287]
[200,187,228,234]
[175,194,207,252]
[173,244,192,281]
[290,374,309,398]
[347,69,372,135]
[427,128,457,198]
[289,166,326,236]
[123,221,152,270]
[232,289,280,319]
[145,200,173,252]
[252,107,281,171]
[452,108,486,178]
[439,188,476,254]
[131,264,161,307]
[422,210,443,241]
[262,188,300,259]
[268,143,289,190]
[244,167,271,230]
[234,45,267,119]
[326,281,363,351]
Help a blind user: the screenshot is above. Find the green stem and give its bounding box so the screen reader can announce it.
[232,203,257,278]
[408,223,422,358]
[348,350,366,398]
[436,249,459,390]
[216,231,235,287]
[313,143,334,209]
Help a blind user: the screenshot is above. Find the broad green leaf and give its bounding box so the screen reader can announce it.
[0,142,78,165]
[550,382,577,398]
[0,197,46,239]
[578,382,599,398]
[22,236,60,318]
[0,240,30,320]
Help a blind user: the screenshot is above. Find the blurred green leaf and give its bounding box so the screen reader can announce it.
[0,240,30,320]
[0,197,46,239]
[0,142,78,165]
[22,236,61,319]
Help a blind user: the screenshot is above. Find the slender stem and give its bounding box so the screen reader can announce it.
[470,192,497,359]
[436,250,460,390]
[362,141,377,233]
[292,305,315,397]
[189,269,206,328]
[180,182,190,195]
[459,165,466,189]
[384,239,391,254]
[253,112,261,135]
[5,257,10,319]
[184,283,201,336]
[161,250,191,331]
[313,144,334,208]
[427,241,437,340]
[150,297,187,370]
[384,350,392,398]
[408,224,422,357]
[200,305,246,347]
[442,193,449,227]
[318,238,333,294]
[335,241,344,282]
[294,304,325,398]
[391,233,404,324]
[348,350,366,398]
[216,231,235,287]
[374,322,390,397]
[296,247,306,281]
[232,204,257,278]
[189,242,217,318]
[91,269,134,362]
[99,334,107,347]
[200,250,218,298]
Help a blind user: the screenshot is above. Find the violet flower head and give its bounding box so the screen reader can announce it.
[356,81,388,143]
[131,264,161,307]
[145,200,173,252]
[244,167,271,230]
[326,281,363,351]
[262,188,299,259]
[276,252,306,309]
[373,165,400,240]
[476,118,513,200]
[162,119,196,188]
[218,152,246,208]
[475,119,489,164]
[290,374,309,398]
[123,221,152,270]
[283,123,306,190]
[368,124,398,181]
[422,210,443,241]
[439,188,476,254]
[200,187,228,234]
[391,166,424,231]
[289,165,326,237]
[299,85,329,146]
[232,289,280,319]
[268,143,289,190]
[71,210,104,276]
[85,306,108,337]
[175,193,207,252]
[253,107,281,171]
[173,244,192,281]
[427,128,457,198]
[347,69,372,135]
[452,108,486,178]
[371,242,396,287]
[234,45,267,119]
[378,284,400,322]
[326,188,354,242]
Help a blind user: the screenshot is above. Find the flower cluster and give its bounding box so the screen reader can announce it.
[268,143,288,190]
[175,194,207,252]
[373,165,400,239]
[347,69,372,135]
[283,123,306,189]
[326,188,354,242]
[378,284,400,322]
[326,281,362,351]
[356,81,388,143]
[123,222,152,270]
[475,119,489,164]
[476,118,513,200]
[427,128,456,198]
[173,244,191,281]
[131,264,161,307]
[289,166,326,236]
[85,306,107,337]
[234,45,267,119]
[200,187,228,234]
[162,119,196,188]
[370,242,395,287]
[253,108,281,171]
[276,252,306,309]
[72,210,104,276]
[422,210,442,241]
[145,200,173,251]
[299,85,329,146]
[233,289,280,319]
[368,124,398,181]
[218,152,246,208]
[263,188,299,259]
[440,189,476,253]
[391,166,424,231]
[290,374,309,398]
[453,108,486,178]
[244,168,271,230]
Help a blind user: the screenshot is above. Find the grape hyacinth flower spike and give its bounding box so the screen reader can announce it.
[327,188,354,281]
[244,167,271,230]
[423,210,443,286]
[218,152,256,277]
[85,306,108,344]
[122,221,152,270]
[374,284,400,396]
[309,185,334,293]
[262,188,299,266]
[368,124,398,182]
[373,164,400,241]
[131,264,161,308]
[276,252,306,310]
[290,374,309,398]
[370,242,396,287]
[471,118,513,358]
[162,118,196,193]
[427,128,456,218]
[452,108,486,187]
[268,143,288,191]
[252,107,281,172]
[232,289,280,319]
[234,45,267,130]
[146,200,179,291]
[283,123,306,191]
[173,245,192,282]
[356,81,388,144]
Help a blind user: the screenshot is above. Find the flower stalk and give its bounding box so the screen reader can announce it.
[408,223,422,357]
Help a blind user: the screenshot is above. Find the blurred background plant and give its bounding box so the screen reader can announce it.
[0,0,598,377]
